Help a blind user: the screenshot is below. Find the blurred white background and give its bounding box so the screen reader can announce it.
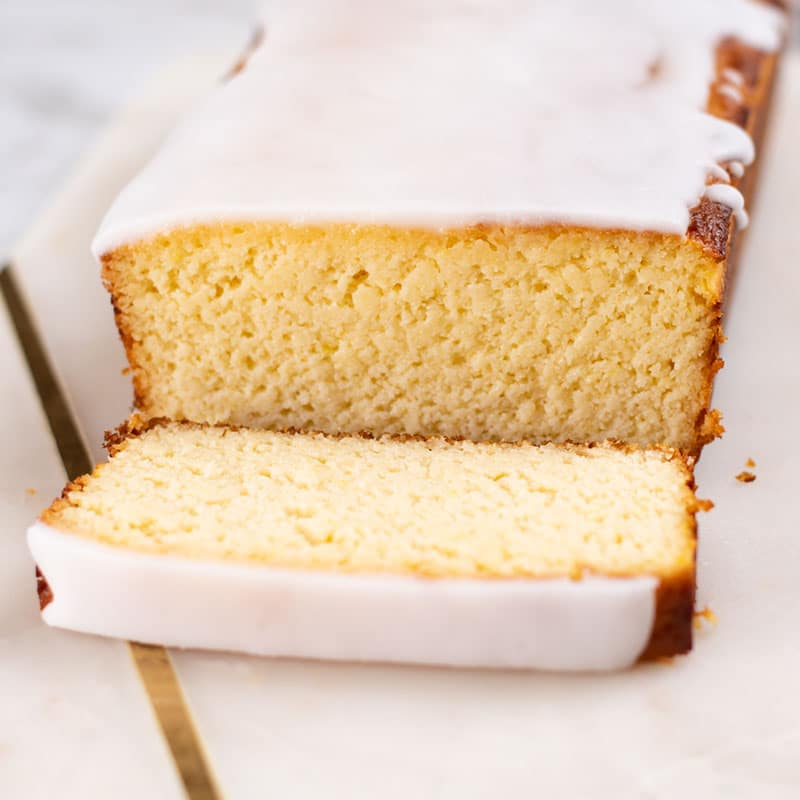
[0,0,260,258]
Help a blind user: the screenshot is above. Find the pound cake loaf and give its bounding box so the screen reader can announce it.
[93,0,785,455]
[29,419,700,670]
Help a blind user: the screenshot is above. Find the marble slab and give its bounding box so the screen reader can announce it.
[6,49,800,800]
[0,303,183,799]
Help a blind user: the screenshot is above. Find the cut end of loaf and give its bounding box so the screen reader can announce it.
[102,223,724,455]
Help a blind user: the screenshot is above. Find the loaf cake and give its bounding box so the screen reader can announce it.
[29,419,700,670]
[93,0,785,455]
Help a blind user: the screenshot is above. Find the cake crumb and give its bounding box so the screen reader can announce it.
[693,606,718,630]
[121,367,131,376]
[696,498,714,512]
[25,487,36,496]
[736,471,756,483]
[745,457,756,468]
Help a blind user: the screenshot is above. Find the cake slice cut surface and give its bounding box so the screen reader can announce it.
[29,421,700,670]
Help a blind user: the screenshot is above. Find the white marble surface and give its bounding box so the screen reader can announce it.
[3,6,800,798]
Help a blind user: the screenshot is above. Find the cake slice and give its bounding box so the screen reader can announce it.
[29,419,701,670]
[94,1,785,455]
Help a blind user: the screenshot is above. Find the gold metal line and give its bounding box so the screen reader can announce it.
[130,643,222,800]
[0,266,91,480]
[1,264,221,800]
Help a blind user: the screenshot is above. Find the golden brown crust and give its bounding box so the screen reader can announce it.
[101,255,150,412]
[641,459,706,660]
[642,568,696,660]
[35,566,54,611]
[722,52,782,302]
[687,38,783,458]
[689,38,782,260]
[687,198,733,262]
[104,413,692,466]
[39,472,93,529]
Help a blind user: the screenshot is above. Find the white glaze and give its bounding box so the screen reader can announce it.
[718,83,745,103]
[708,163,732,182]
[27,522,657,671]
[92,0,783,255]
[722,67,746,86]
[706,182,749,228]
[729,160,746,177]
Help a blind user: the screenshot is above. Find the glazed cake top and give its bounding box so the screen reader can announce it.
[92,0,784,255]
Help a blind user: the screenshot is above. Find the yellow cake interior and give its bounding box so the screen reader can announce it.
[43,423,697,580]
[103,223,723,453]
